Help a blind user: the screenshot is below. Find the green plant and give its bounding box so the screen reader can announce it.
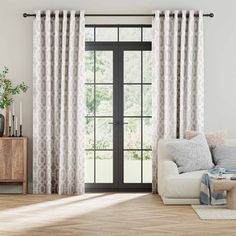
[0,66,28,109]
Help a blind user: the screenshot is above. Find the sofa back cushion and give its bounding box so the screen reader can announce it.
[185,130,226,146]
[211,145,236,168]
[166,134,214,173]
[157,138,236,163]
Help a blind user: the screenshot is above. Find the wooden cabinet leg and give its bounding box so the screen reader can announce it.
[23,182,27,194]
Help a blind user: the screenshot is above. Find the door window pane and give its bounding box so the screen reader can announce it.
[96,85,113,116]
[143,27,152,42]
[96,151,113,183]
[143,151,152,183]
[85,51,94,83]
[143,118,152,149]
[143,85,152,116]
[119,28,141,41]
[96,28,117,41]
[85,28,94,42]
[86,85,94,116]
[124,151,141,183]
[124,118,141,149]
[96,51,113,83]
[85,151,94,183]
[96,118,113,149]
[124,85,141,116]
[86,118,94,149]
[143,51,152,83]
[124,51,141,83]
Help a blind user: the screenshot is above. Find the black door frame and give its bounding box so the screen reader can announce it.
[85,41,152,192]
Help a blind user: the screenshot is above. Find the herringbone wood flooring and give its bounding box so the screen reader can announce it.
[0,193,235,236]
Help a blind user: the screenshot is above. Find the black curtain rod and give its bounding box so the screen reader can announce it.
[23,13,214,18]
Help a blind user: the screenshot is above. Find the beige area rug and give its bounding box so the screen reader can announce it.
[192,205,236,220]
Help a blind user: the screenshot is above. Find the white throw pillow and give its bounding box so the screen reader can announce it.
[166,134,214,173]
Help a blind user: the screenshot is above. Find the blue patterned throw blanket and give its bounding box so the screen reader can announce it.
[200,167,236,205]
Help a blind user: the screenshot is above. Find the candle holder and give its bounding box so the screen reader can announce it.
[12,115,15,137]
[8,126,11,137]
[19,124,22,137]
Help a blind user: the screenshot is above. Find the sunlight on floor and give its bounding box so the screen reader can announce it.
[0,193,148,234]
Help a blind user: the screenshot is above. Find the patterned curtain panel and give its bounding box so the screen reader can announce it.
[33,10,85,194]
[152,10,204,193]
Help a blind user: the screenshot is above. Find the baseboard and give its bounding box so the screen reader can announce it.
[86,188,152,193]
[0,185,22,194]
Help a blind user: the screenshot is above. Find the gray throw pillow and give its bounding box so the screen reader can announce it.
[166,134,214,173]
[211,145,236,168]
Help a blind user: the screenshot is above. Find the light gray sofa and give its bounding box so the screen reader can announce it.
[158,139,236,205]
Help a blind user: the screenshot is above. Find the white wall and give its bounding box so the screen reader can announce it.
[0,0,235,193]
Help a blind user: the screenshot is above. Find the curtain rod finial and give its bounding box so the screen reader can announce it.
[23,13,28,18]
[209,13,214,17]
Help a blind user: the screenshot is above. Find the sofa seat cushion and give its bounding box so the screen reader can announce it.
[163,170,206,198]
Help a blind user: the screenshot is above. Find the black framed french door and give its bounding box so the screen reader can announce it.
[85,42,152,192]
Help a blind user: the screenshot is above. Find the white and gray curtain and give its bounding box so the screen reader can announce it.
[152,10,204,193]
[33,10,85,194]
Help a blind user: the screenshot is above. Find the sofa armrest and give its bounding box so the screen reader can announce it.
[158,160,179,195]
[161,160,179,177]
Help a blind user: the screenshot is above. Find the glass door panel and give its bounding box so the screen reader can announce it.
[85,50,113,184]
[96,118,113,149]
[123,50,152,184]
[96,28,118,42]
[85,51,94,82]
[124,151,141,183]
[124,51,141,83]
[85,151,94,183]
[143,85,152,116]
[96,51,113,83]
[96,151,113,183]
[143,151,152,183]
[119,28,141,42]
[124,85,141,116]
[124,118,141,149]
[86,117,94,149]
[96,85,113,116]
[143,51,152,83]
[86,85,94,116]
[143,118,152,149]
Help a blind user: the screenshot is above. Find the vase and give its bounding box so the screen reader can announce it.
[0,114,5,137]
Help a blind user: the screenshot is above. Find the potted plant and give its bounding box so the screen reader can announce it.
[0,66,28,136]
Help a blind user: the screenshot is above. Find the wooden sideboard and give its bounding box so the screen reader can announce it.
[0,137,27,194]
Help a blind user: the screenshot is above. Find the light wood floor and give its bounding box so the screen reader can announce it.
[0,193,235,236]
